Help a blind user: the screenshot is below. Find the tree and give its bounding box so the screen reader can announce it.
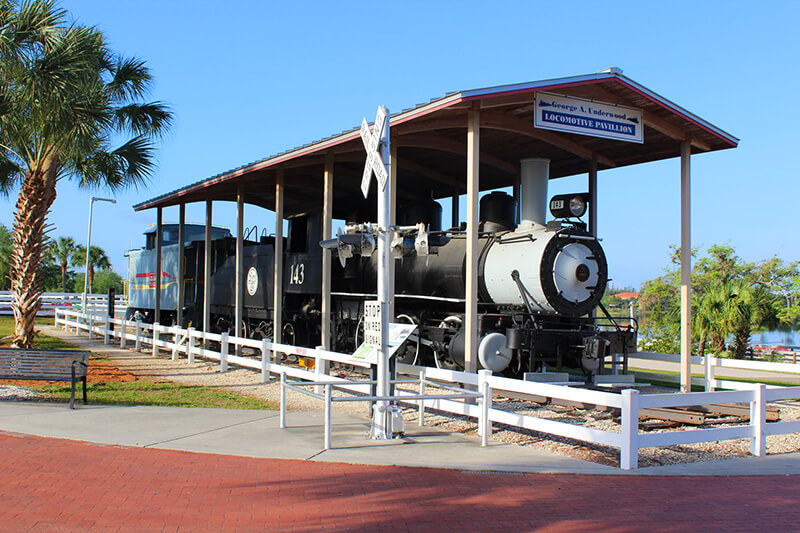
[0,223,11,290]
[74,244,110,295]
[0,1,172,347]
[45,236,78,293]
[90,269,123,295]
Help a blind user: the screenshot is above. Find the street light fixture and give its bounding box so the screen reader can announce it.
[82,196,116,313]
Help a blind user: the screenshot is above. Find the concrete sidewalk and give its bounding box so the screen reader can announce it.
[2,400,800,476]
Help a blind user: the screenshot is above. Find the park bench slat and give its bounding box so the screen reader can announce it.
[0,348,90,408]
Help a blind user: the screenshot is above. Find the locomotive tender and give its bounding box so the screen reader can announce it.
[127,158,635,378]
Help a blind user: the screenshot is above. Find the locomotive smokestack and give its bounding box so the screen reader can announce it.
[519,158,550,230]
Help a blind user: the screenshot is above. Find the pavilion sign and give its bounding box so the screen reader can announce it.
[534,92,643,143]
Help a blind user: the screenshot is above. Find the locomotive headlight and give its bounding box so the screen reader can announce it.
[550,193,589,219]
[569,196,586,217]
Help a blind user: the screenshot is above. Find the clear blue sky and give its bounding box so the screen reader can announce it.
[1,0,798,290]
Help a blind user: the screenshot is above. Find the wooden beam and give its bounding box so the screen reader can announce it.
[481,113,617,168]
[399,158,460,187]
[395,133,517,175]
[577,85,712,151]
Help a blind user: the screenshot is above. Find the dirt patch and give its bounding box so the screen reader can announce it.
[0,357,139,387]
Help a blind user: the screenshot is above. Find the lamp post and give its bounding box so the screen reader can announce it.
[82,196,116,313]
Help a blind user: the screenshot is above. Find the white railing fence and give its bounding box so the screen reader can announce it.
[630,351,800,391]
[54,309,800,470]
[1,291,126,317]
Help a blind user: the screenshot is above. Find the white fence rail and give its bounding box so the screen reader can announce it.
[54,309,800,470]
[1,291,126,317]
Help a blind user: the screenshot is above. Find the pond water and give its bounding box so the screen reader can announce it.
[750,330,800,347]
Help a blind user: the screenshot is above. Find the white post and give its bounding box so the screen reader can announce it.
[375,107,392,435]
[620,389,640,470]
[171,325,179,360]
[704,354,715,392]
[261,338,270,383]
[279,372,286,428]
[120,319,126,348]
[750,384,767,457]
[324,383,332,451]
[135,318,142,352]
[187,327,195,364]
[220,331,229,373]
[479,369,492,446]
[152,323,159,357]
[418,368,426,426]
[103,316,110,344]
[63,310,68,331]
[315,345,325,395]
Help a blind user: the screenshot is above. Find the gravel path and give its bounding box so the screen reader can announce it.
[32,325,800,468]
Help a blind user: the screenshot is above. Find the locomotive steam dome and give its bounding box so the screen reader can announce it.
[482,226,607,316]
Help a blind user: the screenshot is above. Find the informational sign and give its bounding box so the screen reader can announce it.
[350,322,417,365]
[246,267,258,296]
[363,301,382,347]
[360,106,389,198]
[534,92,643,143]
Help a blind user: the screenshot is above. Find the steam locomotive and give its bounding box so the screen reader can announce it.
[127,161,635,378]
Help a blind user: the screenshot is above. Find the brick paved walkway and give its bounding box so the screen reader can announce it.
[1,432,798,532]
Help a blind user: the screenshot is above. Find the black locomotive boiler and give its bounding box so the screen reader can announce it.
[127,186,635,378]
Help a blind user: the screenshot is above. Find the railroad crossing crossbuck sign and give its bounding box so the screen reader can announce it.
[360,106,389,198]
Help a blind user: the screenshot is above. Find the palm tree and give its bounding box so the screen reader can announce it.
[0,1,172,347]
[75,244,111,294]
[46,236,78,293]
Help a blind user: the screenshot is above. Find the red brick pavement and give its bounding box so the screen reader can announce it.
[0,431,797,532]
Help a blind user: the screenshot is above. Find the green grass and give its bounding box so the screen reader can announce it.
[628,366,800,389]
[28,380,276,409]
[0,316,78,350]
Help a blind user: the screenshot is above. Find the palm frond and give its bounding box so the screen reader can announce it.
[74,135,155,191]
[106,56,151,102]
[0,156,21,195]
[112,101,173,138]
[1,0,65,54]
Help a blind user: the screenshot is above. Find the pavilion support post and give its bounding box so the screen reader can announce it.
[465,103,480,374]
[155,207,162,325]
[203,200,212,335]
[680,141,692,392]
[513,171,521,225]
[177,204,185,327]
[588,155,598,236]
[273,169,284,346]
[235,185,244,352]
[321,154,333,351]
[451,188,459,229]
[389,144,398,320]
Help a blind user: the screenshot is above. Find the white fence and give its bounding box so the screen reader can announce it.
[0,291,126,317]
[630,351,800,390]
[54,309,800,470]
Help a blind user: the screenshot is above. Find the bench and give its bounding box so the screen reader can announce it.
[0,348,90,408]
